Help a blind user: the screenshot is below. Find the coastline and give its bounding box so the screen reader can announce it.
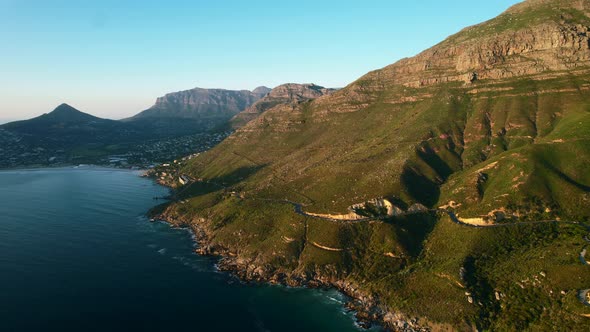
[0,163,143,173]
[147,180,429,332]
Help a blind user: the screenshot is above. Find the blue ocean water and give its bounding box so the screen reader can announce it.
[0,167,379,332]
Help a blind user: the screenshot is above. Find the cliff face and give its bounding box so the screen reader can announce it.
[266,83,334,99]
[324,0,590,111]
[376,21,590,88]
[230,83,335,128]
[133,87,271,120]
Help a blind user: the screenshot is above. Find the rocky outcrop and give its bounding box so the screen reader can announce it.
[132,87,271,120]
[352,198,405,217]
[329,0,590,109]
[252,86,272,96]
[266,83,334,100]
[153,206,430,332]
[231,83,336,128]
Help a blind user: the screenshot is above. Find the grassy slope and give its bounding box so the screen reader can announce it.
[167,1,590,329]
[165,183,590,329]
[185,74,590,219]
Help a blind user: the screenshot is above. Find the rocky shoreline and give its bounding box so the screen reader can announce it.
[151,207,430,332]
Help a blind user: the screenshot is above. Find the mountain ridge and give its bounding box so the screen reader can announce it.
[131,86,271,121]
[0,86,272,168]
[154,1,590,330]
[231,83,336,128]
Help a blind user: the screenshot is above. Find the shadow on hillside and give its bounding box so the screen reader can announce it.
[175,165,267,200]
[390,212,437,258]
[148,165,266,218]
[417,145,455,180]
[400,166,440,207]
[544,162,590,192]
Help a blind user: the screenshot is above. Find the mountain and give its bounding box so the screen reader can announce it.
[0,104,149,167]
[2,103,126,145]
[156,1,590,330]
[186,0,590,220]
[131,86,270,121]
[0,102,235,168]
[231,83,336,128]
[252,86,272,96]
[0,86,273,168]
[30,103,101,123]
[127,86,271,135]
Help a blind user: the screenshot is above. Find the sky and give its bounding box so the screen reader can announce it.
[0,0,522,122]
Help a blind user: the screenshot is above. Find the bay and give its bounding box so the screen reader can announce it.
[0,167,378,332]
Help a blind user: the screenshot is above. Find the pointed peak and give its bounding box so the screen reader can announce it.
[44,103,100,122]
[51,103,80,114]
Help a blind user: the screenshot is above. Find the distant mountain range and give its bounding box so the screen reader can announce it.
[231,83,336,128]
[132,86,271,120]
[0,85,332,167]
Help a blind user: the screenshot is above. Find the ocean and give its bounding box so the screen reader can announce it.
[0,167,379,332]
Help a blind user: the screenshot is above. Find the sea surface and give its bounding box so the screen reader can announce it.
[0,167,379,332]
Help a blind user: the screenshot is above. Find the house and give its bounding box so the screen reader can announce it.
[179,175,191,185]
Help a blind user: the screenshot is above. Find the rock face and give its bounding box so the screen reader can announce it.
[325,0,590,109]
[266,83,334,100]
[230,83,336,128]
[414,0,590,86]
[133,87,271,120]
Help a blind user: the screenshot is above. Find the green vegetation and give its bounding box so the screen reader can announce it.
[154,1,590,329]
[445,0,590,44]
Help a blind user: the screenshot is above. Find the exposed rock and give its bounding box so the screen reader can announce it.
[407,203,429,214]
[351,197,405,217]
[252,86,272,96]
[231,83,336,128]
[327,0,590,112]
[133,87,268,120]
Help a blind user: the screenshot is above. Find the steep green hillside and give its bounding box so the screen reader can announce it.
[182,0,590,221]
[158,0,590,330]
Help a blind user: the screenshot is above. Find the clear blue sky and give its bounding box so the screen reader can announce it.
[0,0,522,121]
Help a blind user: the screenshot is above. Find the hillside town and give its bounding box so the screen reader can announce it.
[0,128,231,169]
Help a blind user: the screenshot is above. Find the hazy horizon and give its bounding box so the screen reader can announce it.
[1,0,522,121]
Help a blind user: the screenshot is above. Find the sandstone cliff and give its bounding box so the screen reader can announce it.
[230,83,335,128]
[133,86,270,120]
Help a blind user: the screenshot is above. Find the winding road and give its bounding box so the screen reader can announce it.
[173,178,590,308]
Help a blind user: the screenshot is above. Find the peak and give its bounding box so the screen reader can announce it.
[266,83,334,100]
[511,0,589,10]
[252,86,271,95]
[51,103,80,113]
[501,0,588,16]
[45,103,99,122]
[352,0,590,90]
[448,0,590,43]
[273,83,325,90]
